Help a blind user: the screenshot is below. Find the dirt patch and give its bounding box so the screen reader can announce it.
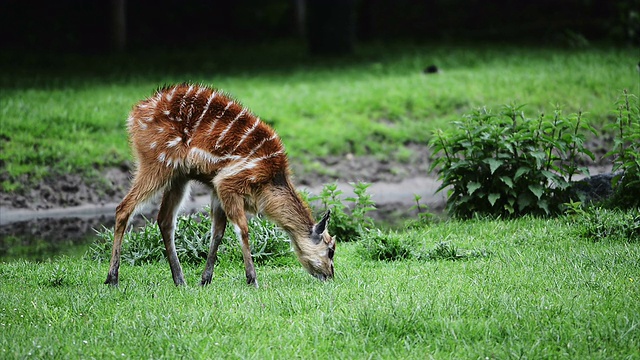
[0,137,616,228]
[0,143,435,212]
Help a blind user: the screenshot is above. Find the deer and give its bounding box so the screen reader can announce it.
[104,83,336,288]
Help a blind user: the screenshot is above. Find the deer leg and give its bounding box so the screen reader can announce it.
[104,192,137,286]
[233,217,257,288]
[105,167,168,286]
[157,179,189,286]
[200,194,227,286]
[218,190,257,287]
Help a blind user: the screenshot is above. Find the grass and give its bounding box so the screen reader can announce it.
[2,41,639,358]
[1,217,639,358]
[1,42,637,189]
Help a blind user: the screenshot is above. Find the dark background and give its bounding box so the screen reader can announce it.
[1,0,638,55]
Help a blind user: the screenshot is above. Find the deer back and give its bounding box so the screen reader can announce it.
[127,83,288,186]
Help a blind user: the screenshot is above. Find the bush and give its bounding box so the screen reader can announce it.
[430,104,596,218]
[604,90,640,209]
[88,211,293,266]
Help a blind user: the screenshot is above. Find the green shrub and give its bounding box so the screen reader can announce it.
[88,211,293,266]
[89,181,377,266]
[309,182,376,242]
[430,104,596,218]
[604,90,640,209]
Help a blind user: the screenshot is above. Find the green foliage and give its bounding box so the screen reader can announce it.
[572,207,640,242]
[359,229,414,261]
[88,182,376,267]
[309,182,376,242]
[405,194,436,229]
[359,227,488,262]
[88,211,292,266]
[604,90,640,209]
[430,104,596,218]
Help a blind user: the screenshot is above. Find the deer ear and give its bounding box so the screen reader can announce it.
[313,210,331,235]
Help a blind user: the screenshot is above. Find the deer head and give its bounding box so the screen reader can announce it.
[296,210,335,281]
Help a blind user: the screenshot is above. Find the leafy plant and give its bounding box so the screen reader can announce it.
[309,182,376,242]
[604,90,640,209]
[405,194,435,228]
[429,104,596,218]
[88,211,292,266]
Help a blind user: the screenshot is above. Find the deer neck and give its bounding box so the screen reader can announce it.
[259,179,316,254]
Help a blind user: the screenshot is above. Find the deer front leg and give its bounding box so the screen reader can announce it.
[232,218,257,288]
[157,180,189,286]
[200,195,227,286]
[219,191,257,287]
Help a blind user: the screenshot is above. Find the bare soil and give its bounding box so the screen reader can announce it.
[0,143,435,212]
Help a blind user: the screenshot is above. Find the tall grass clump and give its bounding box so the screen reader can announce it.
[569,206,640,242]
[430,104,596,218]
[359,227,489,262]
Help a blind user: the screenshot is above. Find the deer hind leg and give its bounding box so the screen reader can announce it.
[217,188,257,287]
[157,178,190,286]
[200,194,227,286]
[105,166,170,286]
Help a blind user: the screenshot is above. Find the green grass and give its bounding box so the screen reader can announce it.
[1,217,639,358]
[1,42,637,189]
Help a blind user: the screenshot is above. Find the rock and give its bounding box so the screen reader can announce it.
[571,172,619,203]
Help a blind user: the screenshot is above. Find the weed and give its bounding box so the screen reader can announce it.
[309,182,376,242]
[405,194,435,228]
[427,242,460,260]
[359,227,488,262]
[604,90,640,209]
[43,264,67,287]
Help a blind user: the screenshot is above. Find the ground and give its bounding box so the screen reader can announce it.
[0,143,435,211]
[0,136,614,244]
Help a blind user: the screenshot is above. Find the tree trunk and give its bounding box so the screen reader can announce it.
[306,0,355,56]
[111,0,126,52]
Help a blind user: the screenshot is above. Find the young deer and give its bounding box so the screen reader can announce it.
[104,84,335,287]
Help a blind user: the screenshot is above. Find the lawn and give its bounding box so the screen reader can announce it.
[1,42,639,359]
[1,217,639,358]
[0,42,637,189]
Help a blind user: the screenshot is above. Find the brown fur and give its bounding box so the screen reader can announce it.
[104,84,335,287]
